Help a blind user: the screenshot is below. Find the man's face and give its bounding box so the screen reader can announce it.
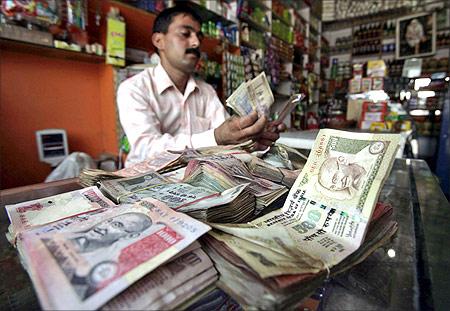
[319,157,355,191]
[156,14,203,74]
[84,213,150,245]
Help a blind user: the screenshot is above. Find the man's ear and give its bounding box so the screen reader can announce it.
[152,32,164,52]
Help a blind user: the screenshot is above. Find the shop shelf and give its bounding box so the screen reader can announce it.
[239,14,271,33]
[352,36,383,43]
[0,38,105,63]
[174,0,236,26]
[248,0,271,12]
[352,52,382,57]
[272,12,292,27]
[240,40,260,51]
[271,32,291,44]
[329,50,352,55]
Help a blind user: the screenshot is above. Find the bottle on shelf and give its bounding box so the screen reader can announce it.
[388,20,395,37]
[330,58,338,80]
[356,25,361,40]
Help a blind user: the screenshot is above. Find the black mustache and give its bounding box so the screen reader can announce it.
[185,48,200,58]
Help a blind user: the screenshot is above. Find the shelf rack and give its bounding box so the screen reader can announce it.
[0,38,105,63]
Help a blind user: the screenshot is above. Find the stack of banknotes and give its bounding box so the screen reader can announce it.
[97,171,256,223]
[201,129,401,309]
[79,150,186,187]
[183,154,288,214]
[6,194,214,310]
[202,201,397,309]
[102,242,218,310]
[4,128,401,310]
[224,70,305,125]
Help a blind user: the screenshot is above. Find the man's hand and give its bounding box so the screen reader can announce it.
[214,111,287,149]
[214,111,267,145]
[253,120,287,151]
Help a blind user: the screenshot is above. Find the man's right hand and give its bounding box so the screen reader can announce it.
[214,111,267,145]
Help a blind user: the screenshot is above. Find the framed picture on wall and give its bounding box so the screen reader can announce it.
[396,12,436,59]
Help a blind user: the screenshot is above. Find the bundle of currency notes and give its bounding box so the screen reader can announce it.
[202,202,398,309]
[5,186,117,244]
[79,150,186,187]
[13,198,211,310]
[261,143,308,170]
[118,150,184,176]
[247,156,301,188]
[97,171,256,223]
[226,72,274,117]
[201,129,401,308]
[79,169,122,187]
[103,242,218,310]
[182,154,288,215]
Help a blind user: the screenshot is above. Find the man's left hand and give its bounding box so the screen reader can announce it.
[253,121,287,151]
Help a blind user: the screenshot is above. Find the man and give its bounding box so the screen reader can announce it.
[117,5,285,167]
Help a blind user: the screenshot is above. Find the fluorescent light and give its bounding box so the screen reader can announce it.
[414,78,431,90]
[435,110,441,116]
[410,109,430,116]
[348,93,367,99]
[446,77,450,82]
[417,91,435,98]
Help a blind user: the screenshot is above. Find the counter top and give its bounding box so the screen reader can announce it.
[278,129,319,150]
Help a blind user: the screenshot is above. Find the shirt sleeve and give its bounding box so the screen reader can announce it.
[117,79,228,166]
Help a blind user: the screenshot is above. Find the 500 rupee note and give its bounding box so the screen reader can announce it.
[252,129,400,266]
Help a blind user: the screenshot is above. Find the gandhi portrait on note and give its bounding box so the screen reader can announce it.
[313,141,387,200]
[70,212,153,253]
[318,156,367,193]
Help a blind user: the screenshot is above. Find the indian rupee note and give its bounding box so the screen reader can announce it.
[19,198,210,310]
[252,129,400,266]
[226,72,273,117]
[5,186,116,243]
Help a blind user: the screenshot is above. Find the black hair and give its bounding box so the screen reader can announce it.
[152,5,202,34]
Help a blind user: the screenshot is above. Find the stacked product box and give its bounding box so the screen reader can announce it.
[223,51,245,98]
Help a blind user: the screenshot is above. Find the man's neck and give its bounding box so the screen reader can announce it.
[160,59,190,94]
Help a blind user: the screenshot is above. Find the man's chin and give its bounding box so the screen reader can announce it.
[181,63,198,74]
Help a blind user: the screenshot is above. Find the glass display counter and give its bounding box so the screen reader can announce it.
[322,159,450,310]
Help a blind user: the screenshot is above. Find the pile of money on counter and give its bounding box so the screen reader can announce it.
[4,72,401,310]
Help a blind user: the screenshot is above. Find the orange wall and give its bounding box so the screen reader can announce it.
[0,51,118,189]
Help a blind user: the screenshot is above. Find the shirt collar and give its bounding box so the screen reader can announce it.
[184,74,199,97]
[154,62,199,96]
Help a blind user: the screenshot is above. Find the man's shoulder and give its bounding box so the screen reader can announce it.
[119,67,155,89]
